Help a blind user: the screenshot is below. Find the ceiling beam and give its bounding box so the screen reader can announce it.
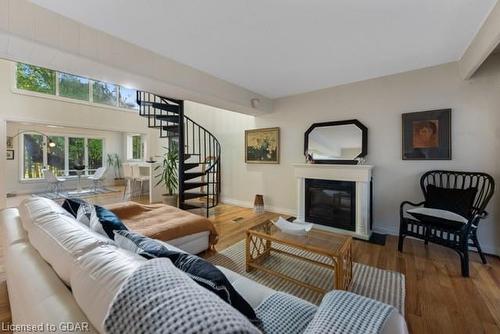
[459,1,500,80]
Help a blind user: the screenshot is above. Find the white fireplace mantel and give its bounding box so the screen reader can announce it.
[292,163,373,240]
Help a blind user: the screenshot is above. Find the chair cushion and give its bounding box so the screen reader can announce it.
[425,185,477,218]
[113,230,259,324]
[407,207,468,227]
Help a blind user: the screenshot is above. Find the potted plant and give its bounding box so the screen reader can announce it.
[106,153,125,186]
[155,146,179,206]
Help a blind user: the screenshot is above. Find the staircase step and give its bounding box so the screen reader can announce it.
[183,172,205,181]
[183,192,207,200]
[184,163,200,171]
[155,115,180,123]
[183,182,208,190]
[138,101,180,113]
[181,203,207,210]
[162,125,179,133]
[184,153,201,161]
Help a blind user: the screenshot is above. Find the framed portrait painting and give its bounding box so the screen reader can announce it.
[6,149,14,160]
[245,127,280,164]
[402,109,451,160]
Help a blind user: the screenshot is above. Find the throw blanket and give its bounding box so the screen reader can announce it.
[255,293,317,334]
[106,201,218,246]
[104,258,260,334]
[303,290,395,334]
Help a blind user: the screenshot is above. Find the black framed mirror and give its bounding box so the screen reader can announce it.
[304,119,368,164]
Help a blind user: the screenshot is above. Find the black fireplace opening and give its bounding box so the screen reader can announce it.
[305,178,356,231]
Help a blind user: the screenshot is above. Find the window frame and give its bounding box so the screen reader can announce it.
[11,63,139,113]
[126,133,145,162]
[19,131,106,182]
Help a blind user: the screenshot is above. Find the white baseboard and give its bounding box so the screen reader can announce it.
[220,197,296,216]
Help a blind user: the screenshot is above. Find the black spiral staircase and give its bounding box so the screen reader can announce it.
[136,91,221,216]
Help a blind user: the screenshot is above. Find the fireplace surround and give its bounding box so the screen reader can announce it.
[293,163,373,240]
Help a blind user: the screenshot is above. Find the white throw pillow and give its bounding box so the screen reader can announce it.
[76,202,94,227]
[407,207,468,224]
[27,212,114,285]
[89,209,108,238]
[18,197,73,231]
[70,245,147,332]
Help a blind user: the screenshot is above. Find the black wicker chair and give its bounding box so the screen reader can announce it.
[398,170,495,277]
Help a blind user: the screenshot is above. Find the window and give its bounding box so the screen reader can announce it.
[127,134,144,161]
[21,133,105,180]
[15,62,139,112]
[68,137,85,176]
[59,73,89,101]
[87,138,104,174]
[23,134,44,179]
[93,81,118,106]
[47,136,65,176]
[16,63,56,95]
[119,86,139,110]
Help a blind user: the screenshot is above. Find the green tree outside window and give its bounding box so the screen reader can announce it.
[16,63,56,95]
[59,73,90,101]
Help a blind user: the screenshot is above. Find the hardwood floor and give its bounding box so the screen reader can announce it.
[2,192,500,334]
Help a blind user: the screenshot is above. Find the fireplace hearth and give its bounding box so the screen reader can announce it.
[305,179,356,231]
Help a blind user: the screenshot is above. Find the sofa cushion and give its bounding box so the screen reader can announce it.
[104,258,261,334]
[90,205,128,239]
[71,244,146,332]
[425,185,477,218]
[6,242,98,333]
[19,197,73,231]
[27,212,113,285]
[114,230,259,324]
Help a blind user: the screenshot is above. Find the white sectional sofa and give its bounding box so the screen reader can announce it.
[0,197,408,333]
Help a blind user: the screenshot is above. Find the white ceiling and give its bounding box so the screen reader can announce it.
[32,0,497,98]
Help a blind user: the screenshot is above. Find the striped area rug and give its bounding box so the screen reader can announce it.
[207,240,405,314]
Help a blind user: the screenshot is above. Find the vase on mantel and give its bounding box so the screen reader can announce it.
[254,194,264,214]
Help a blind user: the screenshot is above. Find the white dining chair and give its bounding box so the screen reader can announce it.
[122,163,134,199]
[88,167,107,192]
[42,169,66,195]
[132,164,150,198]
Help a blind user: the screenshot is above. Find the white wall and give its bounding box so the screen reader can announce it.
[0,58,160,198]
[185,55,500,255]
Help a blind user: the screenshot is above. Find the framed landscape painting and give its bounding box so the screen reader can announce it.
[402,109,451,160]
[245,127,280,164]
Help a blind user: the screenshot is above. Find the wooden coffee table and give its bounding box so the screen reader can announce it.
[245,220,352,293]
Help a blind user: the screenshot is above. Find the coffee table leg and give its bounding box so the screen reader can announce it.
[245,232,251,272]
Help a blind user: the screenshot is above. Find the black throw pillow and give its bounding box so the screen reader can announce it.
[425,185,477,218]
[62,198,88,218]
[114,230,259,324]
[93,205,128,239]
